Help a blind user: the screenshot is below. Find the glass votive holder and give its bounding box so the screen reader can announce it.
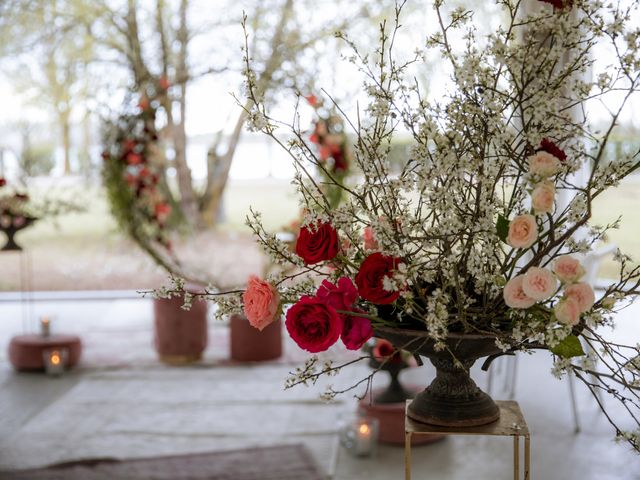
[43,348,68,376]
[40,316,51,337]
[339,414,380,457]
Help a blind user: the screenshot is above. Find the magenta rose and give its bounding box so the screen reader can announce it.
[295,221,340,265]
[285,296,343,353]
[355,252,404,304]
[316,277,358,312]
[341,311,373,350]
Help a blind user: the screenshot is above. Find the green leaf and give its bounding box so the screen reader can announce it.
[496,214,509,243]
[551,335,585,359]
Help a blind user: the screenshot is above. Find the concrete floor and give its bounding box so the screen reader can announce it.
[0,295,639,479]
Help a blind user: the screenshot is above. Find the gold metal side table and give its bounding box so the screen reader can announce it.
[405,400,530,480]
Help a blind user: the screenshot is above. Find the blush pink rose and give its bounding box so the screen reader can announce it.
[522,267,557,301]
[565,282,595,313]
[552,256,585,284]
[242,275,281,331]
[363,226,379,251]
[528,151,561,177]
[554,297,581,326]
[507,214,538,249]
[531,181,555,215]
[503,275,536,309]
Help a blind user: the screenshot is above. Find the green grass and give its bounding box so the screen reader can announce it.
[13,176,640,281]
[590,177,640,278]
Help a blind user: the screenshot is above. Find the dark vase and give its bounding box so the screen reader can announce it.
[1,217,36,251]
[375,326,502,427]
[369,357,413,404]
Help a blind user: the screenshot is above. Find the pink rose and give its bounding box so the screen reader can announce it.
[316,277,358,313]
[531,181,555,215]
[565,282,595,313]
[554,297,581,326]
[503,275,536,309]
[242,275,281,331]
[522,267,557,301]
[552,256,585,284]
[528,151,561,177]
[507,214,538,249]
[341,311,373,350]
[363,226,379,251]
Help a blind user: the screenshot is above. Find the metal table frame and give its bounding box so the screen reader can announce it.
[404,400,530,480]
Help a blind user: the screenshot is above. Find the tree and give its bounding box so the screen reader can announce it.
[1,0,397,227]
[0,0,96,175]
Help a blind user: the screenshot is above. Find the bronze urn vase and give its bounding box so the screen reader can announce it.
[375,326,502,427]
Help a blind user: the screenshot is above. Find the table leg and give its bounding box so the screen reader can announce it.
[524,435,531,480]
[514,435,520,480]
[405,431,412,480]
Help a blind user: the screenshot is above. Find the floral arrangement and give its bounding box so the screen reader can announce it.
[168,0,640,449]
[368,338,412,368]
[305,94,353,208]
[0,179,36,230]
[0,177,79,226]
[102,81,178,271]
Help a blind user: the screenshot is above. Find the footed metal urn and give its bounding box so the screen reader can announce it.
[375,326,502,427]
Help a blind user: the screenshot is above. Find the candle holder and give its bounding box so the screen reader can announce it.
[43,348,68,376]
[339,414,380,457]
[40,316,51,337]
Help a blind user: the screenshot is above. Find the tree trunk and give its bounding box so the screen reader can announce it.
[61,112,71,174]
[80,110,91,177]
[172,0,199,226]
[199,105,249,226]
[199,0,294,227]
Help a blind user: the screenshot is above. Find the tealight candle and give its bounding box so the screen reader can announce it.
[40,317,51,337]
[355,420,374,455]
[43,349,66,376]
[339,415,379,457]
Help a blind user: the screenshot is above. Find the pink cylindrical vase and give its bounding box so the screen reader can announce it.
[229,314,282,362]
[153,295,208,365]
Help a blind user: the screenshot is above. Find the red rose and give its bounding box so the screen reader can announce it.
[316,277,358,312]
[355,252,404,304]
[372,339,403,364]
[126,152,143,165]
[158,75,171,90]
[319,145,332,161]
[285,296,343,353]
[154,202,171,223]
[295,221,340,265]
[539,138,566,162]
[332,148,348,172]
[341,312,373,350]
[0,178,6,187]
[539,0,572,9]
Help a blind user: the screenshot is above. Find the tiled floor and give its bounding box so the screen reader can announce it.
[1,295,639,479]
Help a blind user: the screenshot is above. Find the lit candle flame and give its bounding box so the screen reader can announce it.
[51,353,61,365]
[358,423,371,435]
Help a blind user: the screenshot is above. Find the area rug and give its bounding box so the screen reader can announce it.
[0,444,326,480]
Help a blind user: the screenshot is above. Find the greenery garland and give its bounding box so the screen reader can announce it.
[101,85,183,275]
